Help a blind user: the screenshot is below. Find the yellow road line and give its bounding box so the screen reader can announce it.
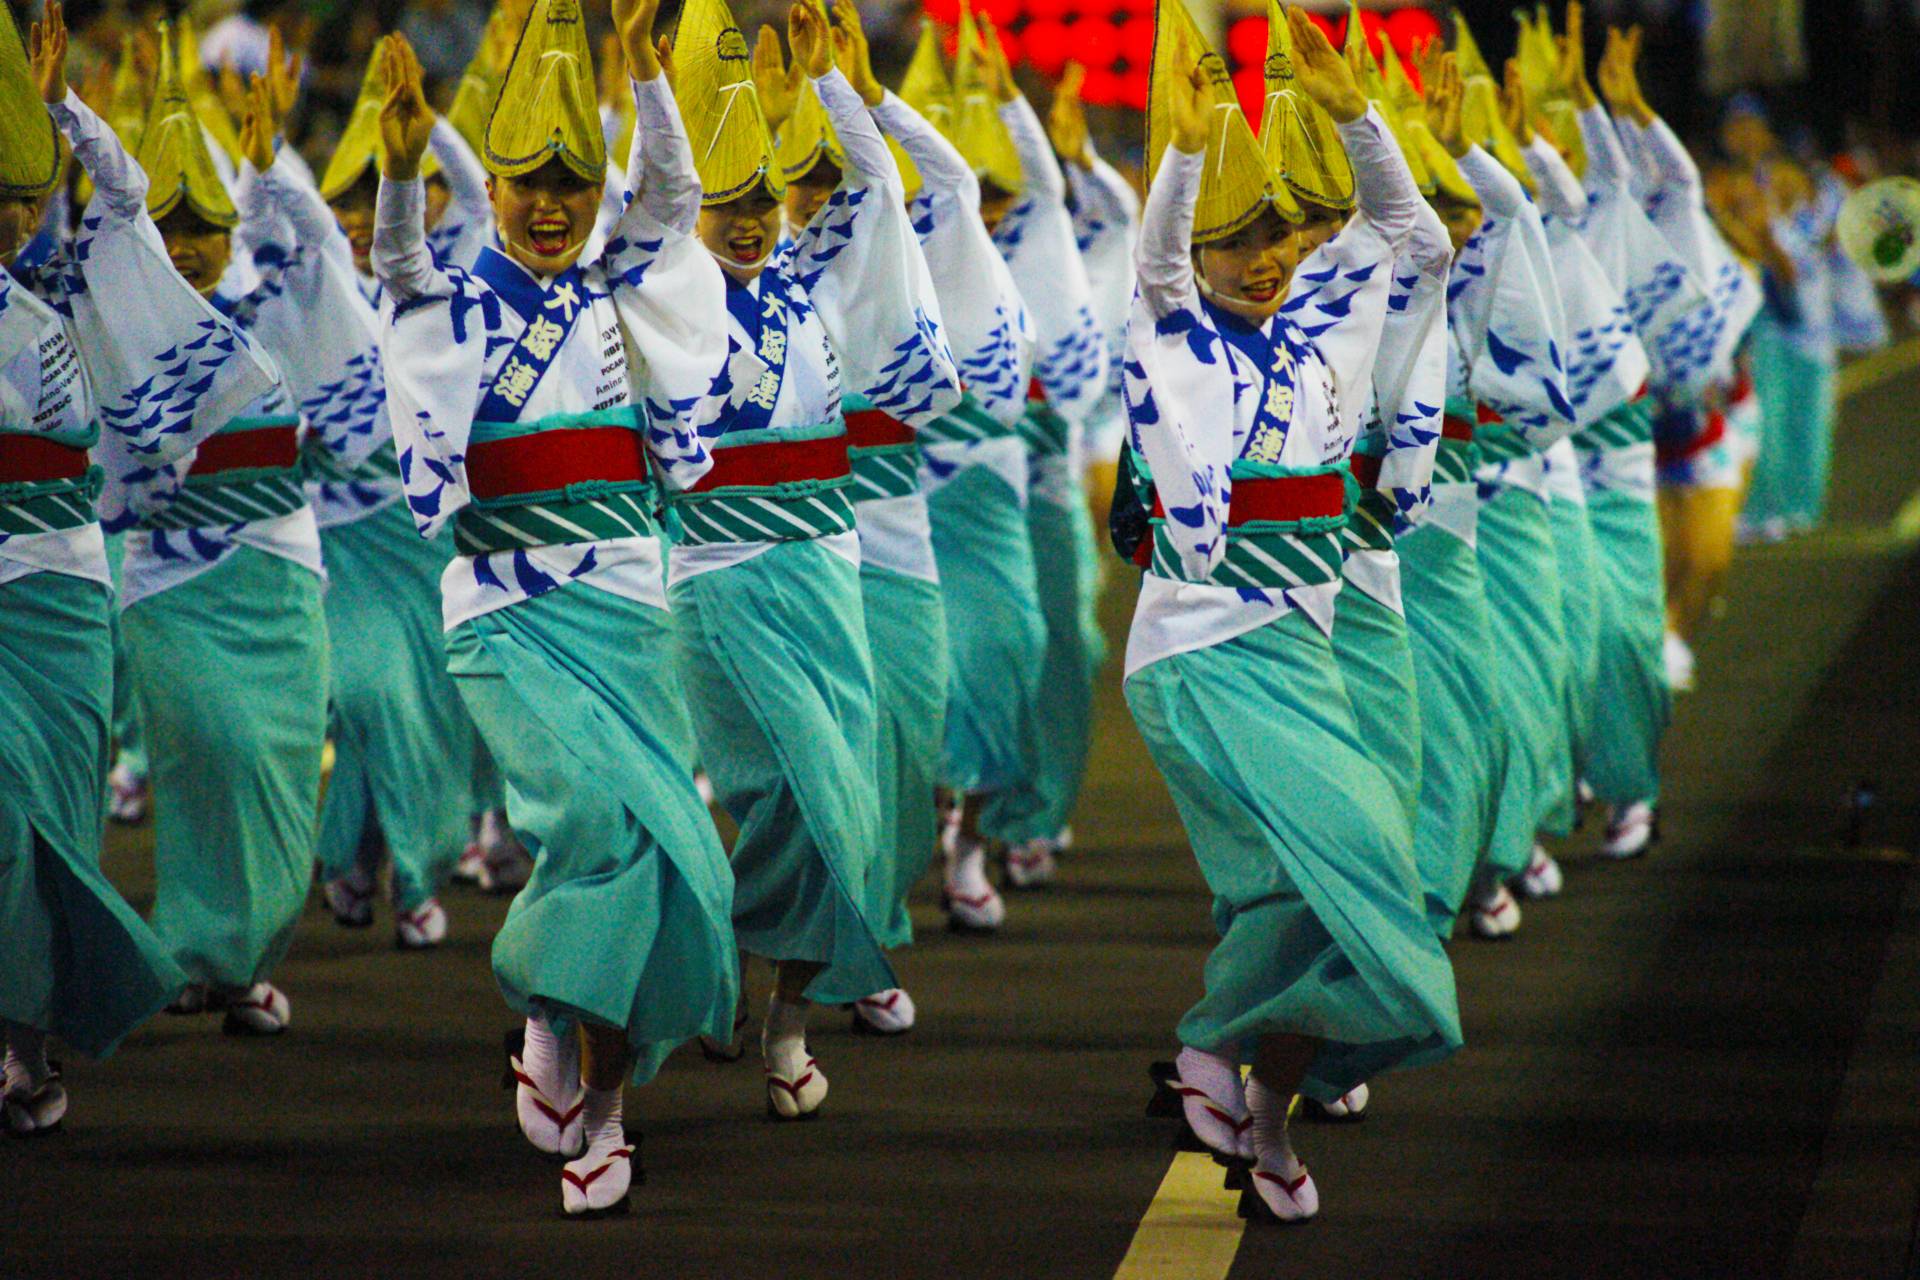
[1111,1153,1246,1280]
[1837,335,1920,401]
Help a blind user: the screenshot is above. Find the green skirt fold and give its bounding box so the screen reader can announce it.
[1582,486,1671,806]
[1331,578,1422,836]
[1399,523,1507,936]
[1125,614,1462,1102]
[445,585,738,1085]
[669,542,895,1006]
[926,465,1047,796]
[0,573,185,1057]
[1474,487,1573,879]
[860,564,949,949]
[104,532,146,777]
[124,548,329,989]
[1544,496,1602,837]
[314,502,474,909]
[981,465,1107,844]
[1744,313,1838,530]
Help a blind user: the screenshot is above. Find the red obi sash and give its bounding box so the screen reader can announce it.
[1349,453,1383,490]
[0,435,91,484]
[191,424,301,477]
[1138,469,1346,569]
[1027,378,1048,403]
[686,433,850,495]
[466,426,649,502]
[845,409,915,450]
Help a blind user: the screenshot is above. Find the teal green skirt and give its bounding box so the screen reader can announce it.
[1581,486,1671,806]
[104,531,146,777]
[445,584,738,1084]
[860,564,949,949]
[315,502,474,910]
[670,541,895,1006]
[1399,522,1507,936]
[125,548,329,989]
[1125,612,1462,1102]
[926,464,1047,797]
[0,571,185,1056]
[1475,487,1573,879]
[1744,313,1838,530]
[1331,576,1422,836]
[1544,496,1602,838]
[982,468,1108,844]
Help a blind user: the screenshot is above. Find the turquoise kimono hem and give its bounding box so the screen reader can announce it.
[0,572,185,1057]
[1125,612,1462,1102]
[1331,577,1422,836]
[445,584,739,1086]
[669,540,896,1006]
[1582,486,1671,806]
[1544,495,1602,837]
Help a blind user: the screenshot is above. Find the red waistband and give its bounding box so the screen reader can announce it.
[1655,409,1727,466]
[0,435,91,485]
[193,425,301,477]
[1441,416,1476,443]
[687,433,850,494]
[1150,470,1346,528]
[1349,454,1382,490]
[1027,378,1047,404]
[845,409,916,450]
[466,426,649,502]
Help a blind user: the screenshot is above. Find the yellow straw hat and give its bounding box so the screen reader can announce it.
[0,4,60,201]
[136,23,238,228]
[1260,0,1354,213]
[320,48,441,202]
[670,0,785,204]
[951,2,1024,196]
[483,0,607,183]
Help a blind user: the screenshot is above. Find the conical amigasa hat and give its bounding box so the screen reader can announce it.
[321,47,440,202]
[1260,1,1354,213]
[1453,14,1535,192]
[1343,6,1431,195]
[671,0,784,204]
[951,3,1023,196]
[885,20,958,201]
[483,0,607,183]
[0,5,60,200]
[1149,0,1299,242]
[136,23,238,228]
[773,0,846,184]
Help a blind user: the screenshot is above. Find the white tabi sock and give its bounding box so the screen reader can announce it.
[578,1084,624,1153]
[1245,1078,1306,1180]
[762,995,810,1057]
[2,1022,49,1091]
[522,1015,569,1097]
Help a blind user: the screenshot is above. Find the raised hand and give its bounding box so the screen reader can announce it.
[1413,35,1445,98]
[28,1,68,106]
[789,1,832,80]
[1167,27,1211,155]
[1502,59,1534,145]
[1599,26,1653,125]
[263,24,303,128]
[614,0,664,81]
[1558,1,1597,110]
[1428,52,1467,158]
[240,74,276,174]
[599,32,625,107]
[830,0,882,106]
[217,58,249,124]
[1289,7,1365,124]
[752,25,800,130]
[379,34,435,181]
[1049,61,1090,168]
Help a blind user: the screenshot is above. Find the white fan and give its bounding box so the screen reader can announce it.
[1837,176,1920,284]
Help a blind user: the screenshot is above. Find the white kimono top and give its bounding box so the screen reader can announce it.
[872,88,1033,562]
[992,94,1109,425]
[1122,108,1420,678]
[1067,141,1141,466]
[0,266,103,587]
[670,69,960,590]
[375,74,728,629]
[44,92,310,610]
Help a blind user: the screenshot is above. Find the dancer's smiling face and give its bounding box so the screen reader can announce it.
[490,158,600,276]
[783,157,839,232]
[1193,208,1298,323]
[698,181,783,283]
[330,172,378,276]
[156,205,233,297]
[1293,203,1346,259]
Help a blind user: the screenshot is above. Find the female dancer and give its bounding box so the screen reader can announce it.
[374,0,739,1214]
[1126,2,1459,1221]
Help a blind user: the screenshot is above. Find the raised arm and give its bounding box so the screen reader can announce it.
[1524,135,1589,224]
[371,36,455,302]
[428,117,492,225]
[47,92,148,222]
[872,90,979,210]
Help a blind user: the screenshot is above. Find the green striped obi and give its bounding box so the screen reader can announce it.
[1443,397,1535,466]
[1018,397,1072,458]
[1574,395,1654,454]
[916,392,1019,447]
[140,414,308,532]
[1340,445,1397,556]
[456,410,657,556]
[665,419,856,547]
[1139,455,1351,591]
[1436,402,1484,484]
[0,421,103,536]
[842,394,921,504]
[302,436,399,488]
